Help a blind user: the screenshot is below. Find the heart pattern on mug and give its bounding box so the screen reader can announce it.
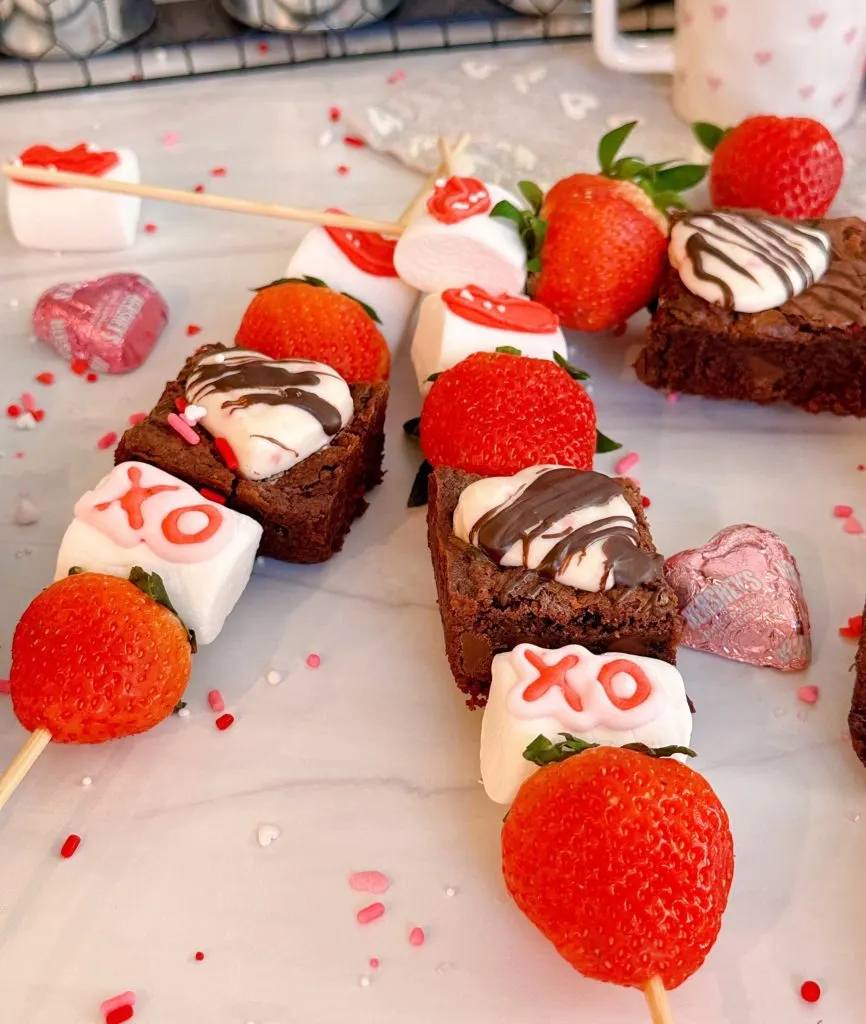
[707,75,723,90]
[754,50,773,65]
[833,91,848,108]
[799,84,815,99]
[711,4,727,20]
[559,91,600,121]
[681,8,693,25]
[808,12,826,30]
[461,60,499,81]
[844,26,857,44]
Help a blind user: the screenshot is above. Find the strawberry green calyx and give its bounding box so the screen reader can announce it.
[596,429,621,454]
[598,120,708,215]
[251,276,382,325]
[692,122,730,154]
[523,732,696,766]
[128,566,197,652]
[490,180,548,273]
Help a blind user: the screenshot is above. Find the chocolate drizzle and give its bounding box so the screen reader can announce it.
[681,211,830,308]
[468,468,662,589]
[187,350,344,436]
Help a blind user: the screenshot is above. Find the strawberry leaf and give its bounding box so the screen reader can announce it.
[172,700,187,715]
[403,415,421,438]
[692,121,729,153]
[407,459,433,508]
[341,291,382,324]
[654,164,708,191]
[517,180,544,214]
[253,275,328,293]
[490,200,527,230]
[426,372,442,384]
[491,199,547,273]
[608,156,646,181]
[596,429,622,453]
[597,120,639,173]
[523,732,696,766]
[67,566,85,576]
[496,345,523,356]
[553,351,590,381]
[128,566,197,652]
[526,255,542,273]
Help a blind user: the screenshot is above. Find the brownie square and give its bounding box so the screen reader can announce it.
[115,344,388,564]
[427,467,682,707]
[849,601,866,767]
[636,216,866,416]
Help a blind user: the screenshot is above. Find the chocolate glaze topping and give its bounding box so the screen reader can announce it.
[187,350,344,436]
[681,211,830,308]
[468,467,662,589]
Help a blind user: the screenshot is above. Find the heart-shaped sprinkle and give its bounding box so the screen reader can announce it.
[32,274,167,374]
[799,84,815,99]
[711,4,727,19]
[808,12,826,29]
[754,51,773,65]
[844,26,857,44]
[257,824,281,847]
[664,524,811,671]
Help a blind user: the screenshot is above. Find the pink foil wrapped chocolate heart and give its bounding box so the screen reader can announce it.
[32,273,168,374]
[664,524,811,671]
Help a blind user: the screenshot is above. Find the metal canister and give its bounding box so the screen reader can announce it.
[0,0,156,60]
[220,0,401,32]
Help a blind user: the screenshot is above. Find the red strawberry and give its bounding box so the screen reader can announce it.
[236,277,390,383]
[502,742,734,992]
[11,569,193,744]
[491,123,706,333]
[697,116,844,219]
[420,351,598,477]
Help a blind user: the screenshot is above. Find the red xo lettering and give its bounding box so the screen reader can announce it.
[596,660,652,711]
[522,650,583,712]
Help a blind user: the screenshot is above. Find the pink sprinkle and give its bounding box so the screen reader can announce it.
[349,871,390,894]
[144,223,157,234]
[207,689,225,712]
[369,957,380,970]
[306,652,321,669]
[97,432,117,451]
[20,392,36,413]
[408,927,426,947]
[257,42,269,53]
[834,504,853,518]
[337,165,350,176]
[14,451,24,459]
[0,680,10,694]
[193,184,205,194]
[35,372,54,385]
[615,452,640,475]
[797,685,820,705]
[128,412,147,426]
[343,135,366,148]
[328,105,342,122]
[163,132,179,146]
[356,902,385,925]
[387,69,406,84]
[100,991,136,1017]
[211,166,227,177]
[844,516,864,535]
[666,392,680,404]
[167,412,201,446]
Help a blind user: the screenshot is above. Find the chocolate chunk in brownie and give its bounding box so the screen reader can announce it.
[115,344,388,563]
[849,602,866,767]
[426,466,682,707]
[636,216,866,416]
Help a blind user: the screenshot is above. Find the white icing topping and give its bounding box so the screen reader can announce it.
[669,211,831,313]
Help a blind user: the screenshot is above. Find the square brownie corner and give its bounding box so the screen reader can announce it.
[115,344,388,564]
[427,466,682,707]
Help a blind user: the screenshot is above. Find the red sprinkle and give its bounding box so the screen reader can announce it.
[357,902,385,925]
[193,184,205,194]
[329,105,342,122]
[641,496,651,508]
[844,515,864,535]
[21,392,36,412]
[194,951,205,961]
[337,165,350,176]
[834,504,853,517]
[175,396,189,413]
[144,223,158,234]
[86,372,99,383]
[200,488,227,505]
[369,957,380,969]
[100,993,136,1018]
[306,653,321,669]
[105,1007,134,1024]
[800,980,821,1003]
[60,834,81,858]
[32,409,45,423]
[257,42,269,53]
[97,432,118,451]
[128,412,147,426]
[408,926,425,947]
[215,437,239,471]
[6,404,20,418]
[186,324,202,336]
[387,69,406,84]
[343,135,366,148]
[35,372,54,385]
[211,167,227,177]
[71,358,89,375]
[208,689,225,712]
[215,713,235,731]
[797,685,819,705]
[859,465,865,471]
[0,679,10,694]
[840,614,863,638]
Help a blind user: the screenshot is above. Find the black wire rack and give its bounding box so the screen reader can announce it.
[0,0,673,98]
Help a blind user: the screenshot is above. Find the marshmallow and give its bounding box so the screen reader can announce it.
[186,348,354,482]
[55,462,262,645]
[8,144,141,253]
[286,216,418,348]
[481,643,693,804]
[411,286,567,393]
[394,177,527,295]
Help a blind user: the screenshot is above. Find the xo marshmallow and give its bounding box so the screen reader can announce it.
[55,462,262,645]
[481,643,693,804]
[286,214,418,349]
[8,143,141,252]
[394,176,526,295]
[411,286,567,394]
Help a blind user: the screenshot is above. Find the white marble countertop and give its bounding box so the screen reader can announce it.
[0,41,865,1024]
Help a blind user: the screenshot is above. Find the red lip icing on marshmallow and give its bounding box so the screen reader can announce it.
[14,144,120,189]
[442,285,559,333]
[427,177,491,224]
[324,209,398,277]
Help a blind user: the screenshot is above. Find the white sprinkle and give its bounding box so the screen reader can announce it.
[257,823,281,847]
[213,353,225,363]
[845,811,861,823]
[81,775,93,787]
[445,886,456,897]
[177,707,191,718]
[482,301,493,310]
[459,289,474,301]
[182,403,207,425]
[452,201,470,210]
[318,128,335,147]
[266,670,282,685]
[255,556,266,568]
[8,298,19,309]
[154,47,168,63]
[496,305,506,314]
[583,383,594,395]
[435,178,445,188]
[14,412,36,431]
[359,975,371,988]
[352,239,361,247]
[14,494,40,525]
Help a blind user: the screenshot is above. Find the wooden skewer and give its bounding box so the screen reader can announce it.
[398,132,471,227]
[0,163,407,237]
[643,976,674,1024]
[437,136,458,177]
[0,727,51,813]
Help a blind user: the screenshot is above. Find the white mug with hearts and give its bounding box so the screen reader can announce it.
[593,0,866,132]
